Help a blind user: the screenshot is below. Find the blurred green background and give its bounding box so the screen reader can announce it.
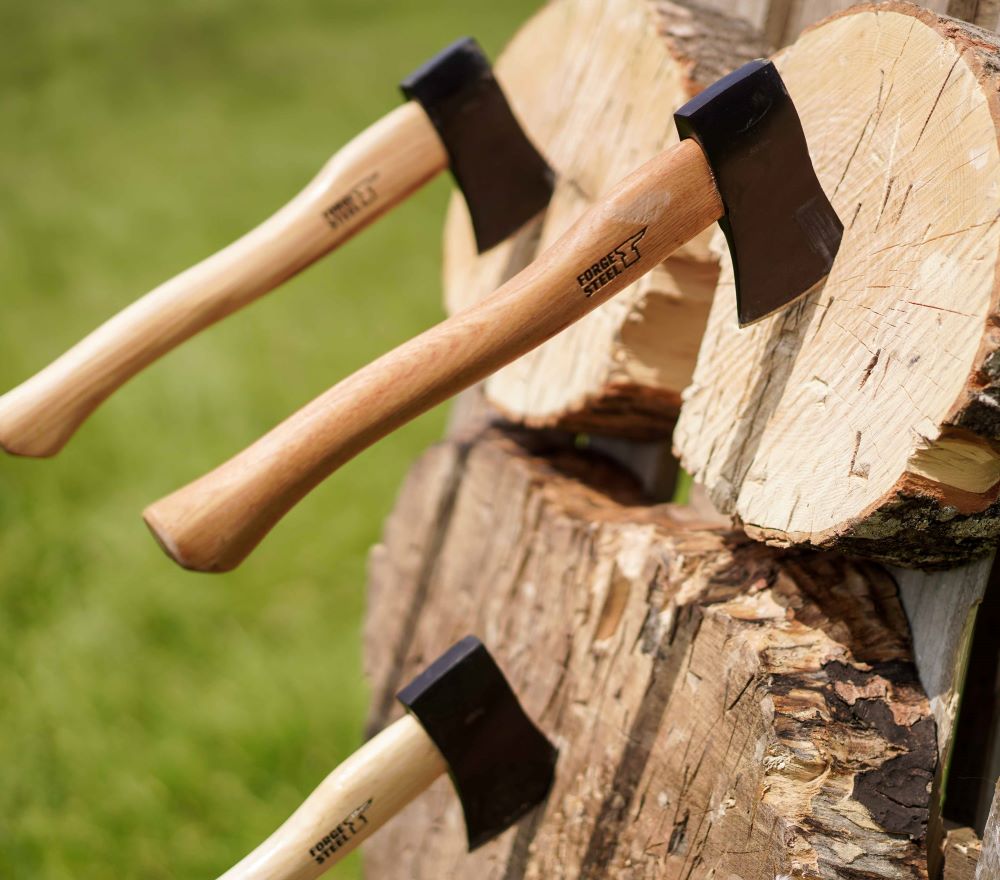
[0,0,537,876]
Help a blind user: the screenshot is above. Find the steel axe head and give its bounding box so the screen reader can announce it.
[401,37,554,253]
[397,636,558,849]
[675,59,843,326]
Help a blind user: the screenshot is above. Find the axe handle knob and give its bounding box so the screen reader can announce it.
[218,713,446,880]
[144,139,721,572]
[0,102,447,458]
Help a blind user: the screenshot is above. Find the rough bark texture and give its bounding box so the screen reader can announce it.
[441,0,767,438]
[363,427,936,879]
[674,3,1000,569]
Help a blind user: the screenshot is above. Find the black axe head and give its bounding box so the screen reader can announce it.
[400,38,554,253]
[397,635,558,849]
[674,59,843,327]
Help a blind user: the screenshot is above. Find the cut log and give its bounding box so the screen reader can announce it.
[441,0,768,438]
[674,3,1000,569]
[364,426,936,879]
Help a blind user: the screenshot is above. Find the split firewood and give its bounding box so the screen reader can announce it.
[441,0,767,437]
[364,427,935,879]
[675,3,1000,568]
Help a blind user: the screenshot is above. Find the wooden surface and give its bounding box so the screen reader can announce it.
[363,427,937,879]
[0,102,447,458]
[978,781,1000,878]
[218,714,444,880]
[442,0,767,437]
[895,559,991,871]
[674,3,1000,569]
[942,826,981,879]
[143,140,723,571]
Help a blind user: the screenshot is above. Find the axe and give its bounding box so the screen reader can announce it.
[145,59,844,572]
[217,636,557,879]
[0,38,552,458]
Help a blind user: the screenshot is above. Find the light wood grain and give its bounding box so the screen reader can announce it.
[675,3,1000,569]
[218,714,445,880]
[143,139,723,571]
[0,102,447,458]
[442,0,766,438]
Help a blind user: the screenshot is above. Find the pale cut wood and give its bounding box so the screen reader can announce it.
[218,714,445,880]
[0,102,447,458]
[675,3,1000,569]
[441,0,767,437]
[364,427,936,879]
[143,139,723,572]
[978,781,1000,878]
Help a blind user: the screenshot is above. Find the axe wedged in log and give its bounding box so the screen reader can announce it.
[217,637,557,880]
[145,59,844,572]
[0,38,552,458]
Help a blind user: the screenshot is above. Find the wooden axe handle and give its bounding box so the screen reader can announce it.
[0,102,447,458]
[218,714,445,880]
[144,139,721,571]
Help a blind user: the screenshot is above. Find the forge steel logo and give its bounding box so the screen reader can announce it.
[576,227,647,298]
[323,173,379,230]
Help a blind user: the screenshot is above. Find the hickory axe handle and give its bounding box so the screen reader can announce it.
[218,714,446,880]
[144,139,722,571]
[0,103,446,458]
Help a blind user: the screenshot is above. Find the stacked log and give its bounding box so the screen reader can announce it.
[362,1,1000,877]
[365,427,936,879]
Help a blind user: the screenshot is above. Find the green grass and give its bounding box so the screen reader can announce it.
[0,1,538,875]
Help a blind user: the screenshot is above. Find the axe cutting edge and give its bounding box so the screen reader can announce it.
[217,636,557,880]
[144,59,843,573]
[0,37,551,458]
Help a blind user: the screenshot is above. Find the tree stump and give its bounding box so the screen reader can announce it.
[441,0,768,437]
[364,427,936,879]
[674,3,1000,569]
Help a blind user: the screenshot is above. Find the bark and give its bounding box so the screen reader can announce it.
[674,3,1000,569]
[363,427,936,879]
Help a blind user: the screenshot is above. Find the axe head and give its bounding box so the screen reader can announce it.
[397,636,558,850]
[401,38,554,253]
[675,59,843,327]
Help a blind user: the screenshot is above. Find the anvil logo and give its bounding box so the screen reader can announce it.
[576,228,647,298]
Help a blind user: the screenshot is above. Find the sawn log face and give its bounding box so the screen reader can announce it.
[364,427,935,879]
[674,4,1000,568]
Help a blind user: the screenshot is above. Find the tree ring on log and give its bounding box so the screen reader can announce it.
[442,0,769,437]
[675,3,1000,569]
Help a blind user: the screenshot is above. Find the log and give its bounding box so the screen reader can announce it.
[441,0,768,438]
[364,426,937,879]
[673,3,1000,569]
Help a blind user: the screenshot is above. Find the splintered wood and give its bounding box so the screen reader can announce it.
[675,3,1000,568]
[364,429,935,879]
[442,0,767,436]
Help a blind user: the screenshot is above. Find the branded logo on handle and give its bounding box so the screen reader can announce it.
[309,798,374,864]
[323,174,380,229]
[576,228,647,298]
